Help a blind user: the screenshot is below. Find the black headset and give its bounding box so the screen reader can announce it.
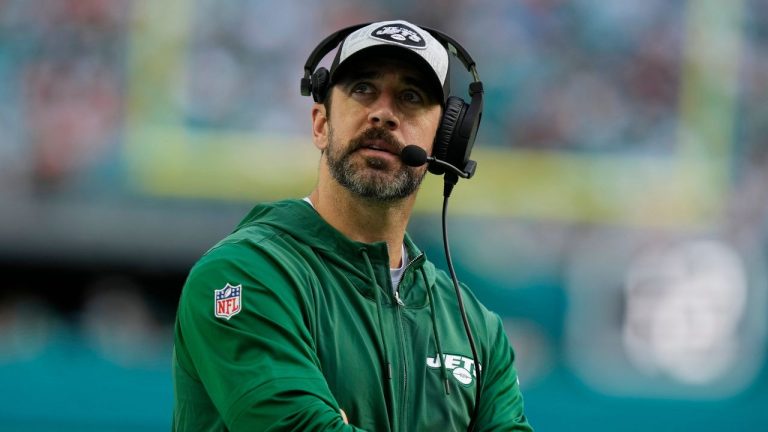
[300,22,484,179]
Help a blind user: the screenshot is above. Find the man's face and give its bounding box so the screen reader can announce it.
[317,54,443,202]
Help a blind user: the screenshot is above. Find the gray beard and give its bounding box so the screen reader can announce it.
[325,126,426,202]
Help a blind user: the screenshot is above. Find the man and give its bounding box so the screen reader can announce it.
[173,20,533,431]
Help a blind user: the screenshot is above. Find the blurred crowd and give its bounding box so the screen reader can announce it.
[0,273,171,367]
[0,0,128,190]
[0,0,764,188]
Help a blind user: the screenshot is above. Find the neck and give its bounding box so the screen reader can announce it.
[310,179,415,269]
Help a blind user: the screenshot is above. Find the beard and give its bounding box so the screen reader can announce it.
[325,126,426,202]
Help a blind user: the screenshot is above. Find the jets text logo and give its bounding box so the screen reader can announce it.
[426,354,480,386]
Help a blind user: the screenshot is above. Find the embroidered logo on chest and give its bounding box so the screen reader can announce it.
[426,354,480,386]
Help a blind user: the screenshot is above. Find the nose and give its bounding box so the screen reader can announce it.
[367,93,400,130]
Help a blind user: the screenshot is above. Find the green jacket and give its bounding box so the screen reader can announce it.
[173,199,532,431]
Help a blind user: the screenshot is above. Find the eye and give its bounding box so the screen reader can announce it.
[351,82,376,94]
[401,89,424,104]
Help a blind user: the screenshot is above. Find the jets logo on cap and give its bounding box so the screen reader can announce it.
[370,23,426,48]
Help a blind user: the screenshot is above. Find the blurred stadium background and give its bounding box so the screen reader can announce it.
[0,0,766,430]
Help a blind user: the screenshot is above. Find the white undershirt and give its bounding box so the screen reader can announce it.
[390,244,408,293]
[304,196,406,291]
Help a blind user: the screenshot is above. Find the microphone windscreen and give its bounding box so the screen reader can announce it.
[400,145,428,167]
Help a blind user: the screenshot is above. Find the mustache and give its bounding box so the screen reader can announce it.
[348,127,404,153]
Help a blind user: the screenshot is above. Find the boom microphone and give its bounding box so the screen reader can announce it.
[400,145,429,167]
[400,145,474,179]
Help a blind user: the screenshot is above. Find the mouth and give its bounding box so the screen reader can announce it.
[358,139,400,156]
[346,127,407,164]
[361,140,397,154]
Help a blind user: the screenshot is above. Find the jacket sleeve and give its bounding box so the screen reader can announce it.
[474,313,534,431]
[175,241,366,431]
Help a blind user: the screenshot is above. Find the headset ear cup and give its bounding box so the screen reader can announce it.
[430,96,466,175]
[311,67,331,103]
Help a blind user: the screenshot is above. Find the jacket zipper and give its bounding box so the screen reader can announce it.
[394,252,424,297]
[392,252,423,431]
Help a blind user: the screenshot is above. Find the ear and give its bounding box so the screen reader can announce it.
[312,103,328,151]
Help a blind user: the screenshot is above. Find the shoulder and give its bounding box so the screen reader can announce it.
[195,215,309,276]
[428,263,506,342]
[430,265,496,318]
[194,198,317,271]
[181,223,316,312]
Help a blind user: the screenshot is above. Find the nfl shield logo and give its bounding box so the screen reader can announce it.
[214,283,242,319]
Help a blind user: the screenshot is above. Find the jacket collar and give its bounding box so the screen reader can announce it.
[236,199,436,306]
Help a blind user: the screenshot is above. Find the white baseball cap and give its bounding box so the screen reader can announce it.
[329,20,451,101]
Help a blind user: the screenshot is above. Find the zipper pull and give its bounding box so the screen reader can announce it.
[394,290,405,306]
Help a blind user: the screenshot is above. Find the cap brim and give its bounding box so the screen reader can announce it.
[330,45,449,104]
